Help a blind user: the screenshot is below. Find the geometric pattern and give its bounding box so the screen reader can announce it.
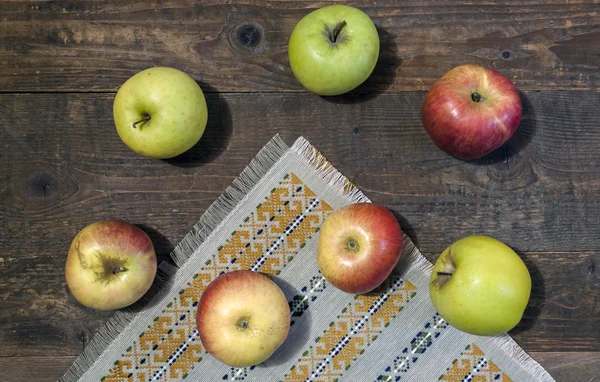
[282,277,417,382]
[376,313,449,381]
[439,344,513,382]
[100,173,333,381]
[289,274,328,326]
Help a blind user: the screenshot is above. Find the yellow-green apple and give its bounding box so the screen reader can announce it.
[317,203,403,294]
[113,67,208,159]
[288,5,380,96]
[421,64,522,159]
[196,270,290,367]
[429,236,531,336]
[65,220,157,310]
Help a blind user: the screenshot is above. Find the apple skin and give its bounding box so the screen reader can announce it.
[429,236,532,336]
[288,5,380,96]
[65,220,157,311]
[113,67,208,159]
[317,203,403,294]
[197,270,291,368]
[421,64,522,159]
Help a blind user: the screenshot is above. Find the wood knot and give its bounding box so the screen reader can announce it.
[238,24,261,48]
[24,171,57,199]
[229,22,266,54]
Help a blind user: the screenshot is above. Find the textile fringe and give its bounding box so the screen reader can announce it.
[399,233,435,276]
[494,334,556,381]
[171,134,288,267]
[290,137,369,204]
[58,261,179,382]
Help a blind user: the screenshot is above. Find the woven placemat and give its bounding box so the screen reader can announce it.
[60,135,554,382]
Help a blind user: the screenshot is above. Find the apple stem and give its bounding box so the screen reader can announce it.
[112,266,125,275]
[132,113,151,128]
[471,92,482,103]
[330,20,347,43]
[437,272,453,277]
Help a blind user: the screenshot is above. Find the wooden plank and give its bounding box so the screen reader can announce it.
[0,1,599,92]
[1,90,599,356]
[531,352,600,382]
[2,91,599,255]
[2,353,599,382]
[2,356,76,382]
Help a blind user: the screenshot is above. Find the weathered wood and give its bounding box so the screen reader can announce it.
[3,353,599,382]
[1,91,599,357]
[531,352,600,382]
[0,1,599,92]
[3,356,76,382]
[2,91,599,255]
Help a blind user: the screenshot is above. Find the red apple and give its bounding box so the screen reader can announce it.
[421,64,522,159]
[317,203,403,294]
[65,220,157,310]
[197,270,291,367]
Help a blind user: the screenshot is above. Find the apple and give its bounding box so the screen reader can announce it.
[429,235,532,336]
[197,270,290,367]
[65,220,157,310]
[113,67,208,159]
[421,64,522,159]
[317,203,403,294]
[288,5,380,96]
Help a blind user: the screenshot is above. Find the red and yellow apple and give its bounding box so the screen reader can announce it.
[317,203,403,294]
[421,64,522,159]
[65,220,157,310]
[196,270,291,367]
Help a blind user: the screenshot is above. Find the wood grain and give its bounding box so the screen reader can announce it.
[2,91,599,255]
[1,90,599,357]
[4,356,76,382]
[1,1,599,92]
[531,352,600,382]
[3,353,600,382]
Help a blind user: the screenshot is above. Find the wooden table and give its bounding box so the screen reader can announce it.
[1,1,599,381]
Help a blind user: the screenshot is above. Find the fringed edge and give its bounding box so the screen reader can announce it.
[59,135,290,382]
[171,134,289,267]
[399,233,435,276]
[290,137,370,204]
[493,334,556,381]
[58,261,179,382]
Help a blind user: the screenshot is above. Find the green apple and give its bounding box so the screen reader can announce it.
[429,236,531,336]
[113,67,208,159]
[288,5,380,96]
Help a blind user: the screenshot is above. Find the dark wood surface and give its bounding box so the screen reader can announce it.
[1,1,599,381]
